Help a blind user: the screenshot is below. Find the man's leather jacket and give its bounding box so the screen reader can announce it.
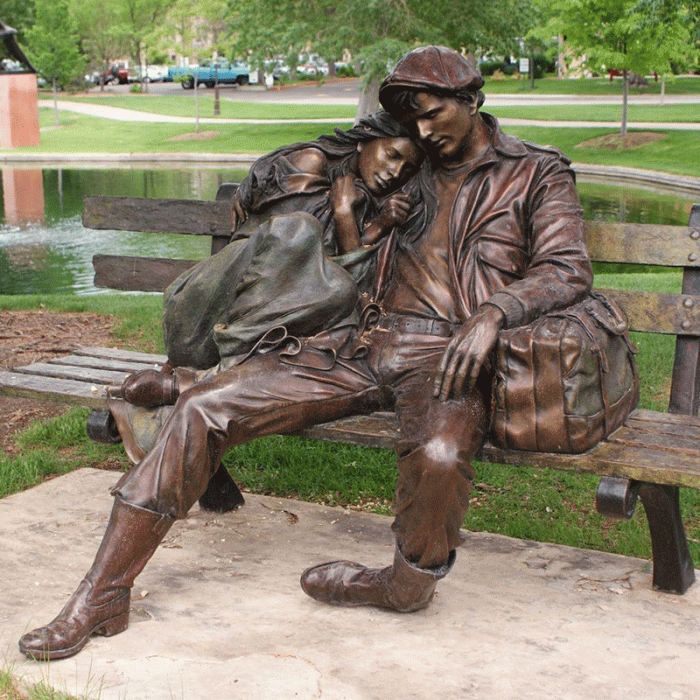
[375,113,593,329]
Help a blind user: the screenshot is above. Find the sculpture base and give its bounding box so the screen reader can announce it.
[0,72,40,148]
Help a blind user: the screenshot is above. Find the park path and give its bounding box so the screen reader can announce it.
[40,91,700,131]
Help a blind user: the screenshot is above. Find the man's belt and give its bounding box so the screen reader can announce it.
[377,314,455,338]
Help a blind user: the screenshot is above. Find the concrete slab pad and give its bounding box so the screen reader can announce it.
[2,468,700,700]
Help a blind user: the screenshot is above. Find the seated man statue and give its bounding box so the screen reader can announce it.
[19,45,592,661]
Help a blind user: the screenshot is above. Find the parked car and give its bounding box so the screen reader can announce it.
[167,59,251,89]
[297,54,329,76]
[135,65,168,82]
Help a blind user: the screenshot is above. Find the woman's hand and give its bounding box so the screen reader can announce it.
[363,193,412,245]
[231,194,247,233]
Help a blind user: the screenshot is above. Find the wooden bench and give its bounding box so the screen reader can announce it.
[2,187,700,595]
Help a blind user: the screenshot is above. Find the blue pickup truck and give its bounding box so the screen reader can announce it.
[166,59,251,89]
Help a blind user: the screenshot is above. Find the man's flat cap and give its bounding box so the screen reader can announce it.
[379,45,484,106]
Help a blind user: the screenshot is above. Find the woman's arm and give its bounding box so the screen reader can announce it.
[231,147,330,235]
[331,175,365,253]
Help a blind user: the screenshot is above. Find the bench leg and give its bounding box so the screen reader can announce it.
[86,409,122,444]
[638,483,696,594]
[198,464,245,513]
[596,477,639,519]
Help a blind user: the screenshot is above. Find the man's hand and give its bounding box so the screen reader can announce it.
[434,305,505,401]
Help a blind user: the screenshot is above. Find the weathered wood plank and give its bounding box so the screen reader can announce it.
[83,196,233,236]
[300,413,399,450]
[300,409,700,489]
[74,347,168,365]
[0,371,108,409]
[93,254,198,292]
[12,363,127,385]
[587,222,700,267]
[49,355,162,374]
[598,288,700,335]
[481,441,700,489]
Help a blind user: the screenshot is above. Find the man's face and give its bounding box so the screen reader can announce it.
[402,92,476,165]
[356,136,422,196]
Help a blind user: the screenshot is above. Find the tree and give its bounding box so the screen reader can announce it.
[228,0,429,120]
[25,0,85,124]
[113,0,172,91]
[71,0,129,91]
[534,0,696,135]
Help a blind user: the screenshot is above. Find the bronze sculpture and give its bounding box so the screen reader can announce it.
[19,45,593,660]
[0,20,36,73]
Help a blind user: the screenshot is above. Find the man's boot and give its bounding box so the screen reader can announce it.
[300,546,455,612]
[108,366,197,408]
[19,496,174,660]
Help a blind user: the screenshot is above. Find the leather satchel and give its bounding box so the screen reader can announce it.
[492,291,639,453]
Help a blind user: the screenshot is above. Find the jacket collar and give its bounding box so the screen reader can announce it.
[481,112,528,159]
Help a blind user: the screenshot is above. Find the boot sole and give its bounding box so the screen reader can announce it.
[19,610,129,661]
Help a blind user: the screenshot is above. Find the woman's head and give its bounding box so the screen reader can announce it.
[355,135,422,196]
[318,111,425,193]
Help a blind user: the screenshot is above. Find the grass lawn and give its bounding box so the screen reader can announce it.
[483,74,700,95]
[488,102,700,122]
[38,93,357,121]
[20,112,351,156]
[9,111,698,179]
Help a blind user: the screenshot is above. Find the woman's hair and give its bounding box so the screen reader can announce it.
[319,112,436,246]
[315,111,424,180]
[237,110,435,248]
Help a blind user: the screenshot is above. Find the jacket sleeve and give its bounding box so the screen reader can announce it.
[483,155,593,328]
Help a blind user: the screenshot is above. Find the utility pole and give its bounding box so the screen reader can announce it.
[214,62,220,116]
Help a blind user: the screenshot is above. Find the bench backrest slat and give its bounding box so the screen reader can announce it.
[83,196,233,237]
[601,288,700,336]
[586,221,700,267]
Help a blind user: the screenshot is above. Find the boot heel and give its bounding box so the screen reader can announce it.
[96,610,129,637]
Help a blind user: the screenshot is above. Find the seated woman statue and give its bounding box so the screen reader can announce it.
[108,112,427,459]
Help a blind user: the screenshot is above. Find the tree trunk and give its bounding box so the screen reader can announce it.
[194,72,200,133]
[621,70,629,137]
[52,77,59,127]
[355,77,379,124]
[660,77,666,106]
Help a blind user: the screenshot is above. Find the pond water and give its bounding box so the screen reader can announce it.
[0,166,697,296]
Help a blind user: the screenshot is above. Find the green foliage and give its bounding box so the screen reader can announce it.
[534,0,698,77]
[24,0,85,89]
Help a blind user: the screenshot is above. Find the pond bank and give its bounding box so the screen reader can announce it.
[2,152,700,195]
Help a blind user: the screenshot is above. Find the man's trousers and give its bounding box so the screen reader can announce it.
[114,320,491,569]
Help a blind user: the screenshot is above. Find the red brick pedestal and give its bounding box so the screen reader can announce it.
[0,72,40,148]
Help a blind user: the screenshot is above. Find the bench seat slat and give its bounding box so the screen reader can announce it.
[300,408,700,489]
[11,363,128,385]
[0,371,108,409]
[74,347,168,365]
[49,355,162,374]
